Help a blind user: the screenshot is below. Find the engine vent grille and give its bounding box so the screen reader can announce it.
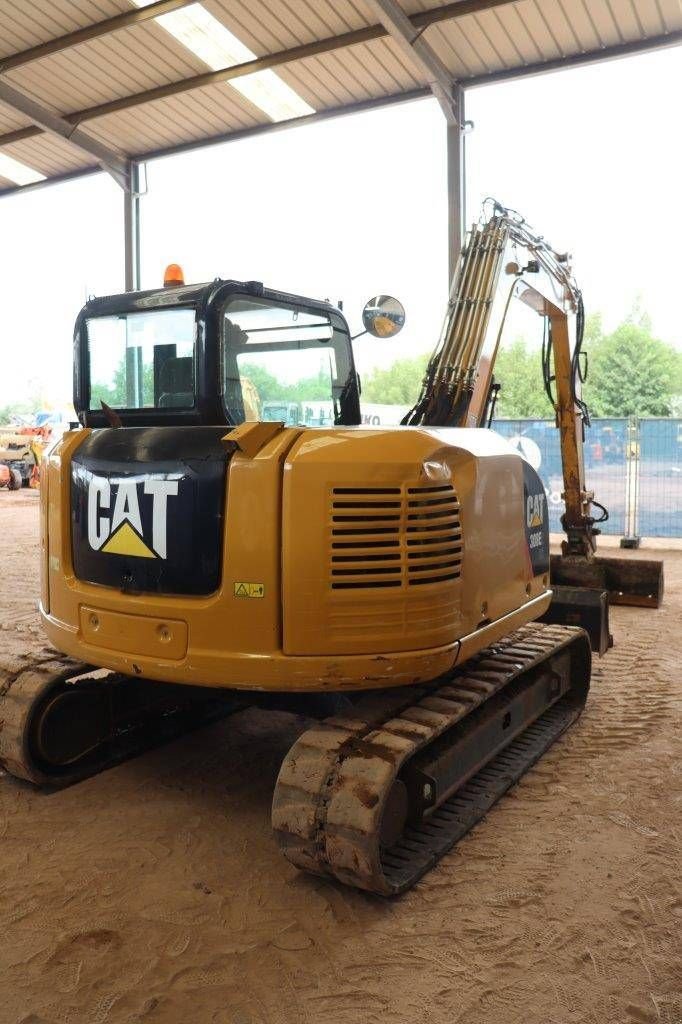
[330,484,462,590]
[405,485,462,586]
[330,487,402,590]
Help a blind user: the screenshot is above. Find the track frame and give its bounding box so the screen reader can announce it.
[272,623,591,895]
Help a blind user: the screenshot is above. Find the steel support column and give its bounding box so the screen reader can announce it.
[365,1,466,286]
[447,86,466,285]
[123,162,143,292]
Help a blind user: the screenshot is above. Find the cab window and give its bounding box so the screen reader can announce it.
[87,308,196,411]
[221,295,353,426]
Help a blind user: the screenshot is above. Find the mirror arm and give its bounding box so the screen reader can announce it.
[351,330,368,342]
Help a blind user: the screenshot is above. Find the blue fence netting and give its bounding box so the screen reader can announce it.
[638,419,682,537]
[492,417,682,538]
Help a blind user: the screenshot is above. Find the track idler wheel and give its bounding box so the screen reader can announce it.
[1,656,245,788]
[0,660,98,785]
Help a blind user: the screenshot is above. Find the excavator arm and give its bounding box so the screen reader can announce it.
[404,200,663,613]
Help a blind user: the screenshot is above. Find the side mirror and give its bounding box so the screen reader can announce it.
[361,295,405,338]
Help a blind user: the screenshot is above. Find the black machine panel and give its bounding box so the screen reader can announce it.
[522,460,550,577]
[71,427,231,595]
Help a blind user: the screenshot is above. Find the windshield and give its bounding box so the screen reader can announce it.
[221,295,353,426]
[87,308,196,410]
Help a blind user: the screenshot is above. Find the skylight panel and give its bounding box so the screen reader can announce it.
[0,153,46,186]
[131,1,315,122]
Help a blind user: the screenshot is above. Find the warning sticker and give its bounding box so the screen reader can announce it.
[234,582,265,598]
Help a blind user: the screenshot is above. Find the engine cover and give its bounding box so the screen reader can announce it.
[281,426,550,656]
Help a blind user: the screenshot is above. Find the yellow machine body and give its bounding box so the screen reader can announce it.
[40,422,550,692]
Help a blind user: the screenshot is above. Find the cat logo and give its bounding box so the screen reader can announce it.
[87,476,178,559]
[526,493,545,529]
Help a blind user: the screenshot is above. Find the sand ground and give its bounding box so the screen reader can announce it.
[0,491,680,1024]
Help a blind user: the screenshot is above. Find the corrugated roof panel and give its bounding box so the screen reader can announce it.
[506,2,565,60]
[405,0,681,73]
[513,2,575,57]
[0,0,128,59]
[326,39,422,97]
[84,82,264,155]
[292,50,367,105]
[631,0,664,35]
[269,31,414,109]
[552,1,602,51]
[658,0,682,33]
[569,0,623,48]
[3,132,97,177]
[281,36,424,107]
[0,0,679,192]
[368,35,425,88]
[439,12,511,74]
[272,56,357,109]
[6,18,208,114]
[0,101,32,134]
[208,0,371,52]
[204,0,308,53]
[423,18,485,76]
[603,0,635,43]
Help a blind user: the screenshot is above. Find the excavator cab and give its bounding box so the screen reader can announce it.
[76,279,362,430]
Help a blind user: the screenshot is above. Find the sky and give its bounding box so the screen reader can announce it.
[0,44,680,413]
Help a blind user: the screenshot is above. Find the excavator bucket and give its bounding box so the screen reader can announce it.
[550,553,664,609]
[541,585,612,656]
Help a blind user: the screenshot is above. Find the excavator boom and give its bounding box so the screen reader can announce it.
[404,200,663,613]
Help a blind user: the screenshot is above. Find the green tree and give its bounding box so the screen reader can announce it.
[493,338,553,418]
[92,360,156,408]
[239,363,331,403]
[238,363,281,402]
[583,321,682,416]
[361,354,429,405]
[583,311,603,346]
[291,367,335,401]
[0,401,30,424]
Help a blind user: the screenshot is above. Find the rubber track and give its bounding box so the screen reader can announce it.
[272,623,590,895]
[0,653,239,786]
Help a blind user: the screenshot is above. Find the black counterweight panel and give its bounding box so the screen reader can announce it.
[522,460,550,577]
[71,427,231,595]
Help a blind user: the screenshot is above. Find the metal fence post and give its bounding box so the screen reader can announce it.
[621,415,641,548]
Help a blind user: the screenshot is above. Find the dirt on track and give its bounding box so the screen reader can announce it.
[0,491,680,1024]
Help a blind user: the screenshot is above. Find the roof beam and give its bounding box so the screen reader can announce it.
[0,78,130,187]
[0,89,433,197]
[1,12,680,200]
[0,3,678,163]
[0,0,516,145]
[365,0,459,122]
[0,0,195,73]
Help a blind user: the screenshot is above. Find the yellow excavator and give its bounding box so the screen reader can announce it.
[0,202,662,895]
[0,426,46,489]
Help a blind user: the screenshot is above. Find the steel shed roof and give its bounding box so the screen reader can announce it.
[0,0,680,194]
